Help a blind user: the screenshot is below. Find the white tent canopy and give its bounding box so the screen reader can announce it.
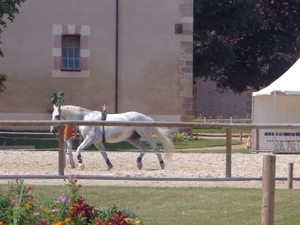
[253,58,300,96]
[252,58,300,151]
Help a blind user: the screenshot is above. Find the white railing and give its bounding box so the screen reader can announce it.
[194,117,251,123]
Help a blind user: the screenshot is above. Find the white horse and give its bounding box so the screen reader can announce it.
[50,105,174,170]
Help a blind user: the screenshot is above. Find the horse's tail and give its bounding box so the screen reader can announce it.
[152,127,174,159]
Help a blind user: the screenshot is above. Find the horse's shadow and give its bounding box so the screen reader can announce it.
[145,168,161,171]
[97,168,160,172]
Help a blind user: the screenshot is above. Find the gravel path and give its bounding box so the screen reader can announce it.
[0,149,300,189]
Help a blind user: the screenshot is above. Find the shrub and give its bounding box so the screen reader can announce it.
[0,176,143,225]
[172,132,190,142]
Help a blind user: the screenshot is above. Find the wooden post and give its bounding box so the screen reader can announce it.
[239,131,242,142]
[58,125,65,176]
[225,128,232,178]
[261,155,276,225]
[255,129,259,150]
[288,163,294,189]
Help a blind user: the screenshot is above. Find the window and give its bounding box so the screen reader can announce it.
[61,35,80,71]
[52,24,90,77]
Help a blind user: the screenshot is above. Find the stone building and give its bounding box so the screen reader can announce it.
[0,0,194,130]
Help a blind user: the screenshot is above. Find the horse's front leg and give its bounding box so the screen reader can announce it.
[94,142,113,171]
[76,137,94,170]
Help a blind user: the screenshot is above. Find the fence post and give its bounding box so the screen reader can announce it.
[255,129,260,150]
[226,128,232,178]
[261,155,276,225]
[58,125,65,176]
[288,163,294,189]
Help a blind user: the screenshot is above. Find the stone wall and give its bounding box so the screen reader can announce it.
[196,78,252,119]
[179,0,194,121]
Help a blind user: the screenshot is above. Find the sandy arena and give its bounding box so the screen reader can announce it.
[1,147,300,189]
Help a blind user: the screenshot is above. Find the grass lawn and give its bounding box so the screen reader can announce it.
[0,183,299,225]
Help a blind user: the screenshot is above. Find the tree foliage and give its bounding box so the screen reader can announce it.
[194,0,300,93]
[0,0,25,94]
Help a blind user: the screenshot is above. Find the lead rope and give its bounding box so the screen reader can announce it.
[101,105,107,143]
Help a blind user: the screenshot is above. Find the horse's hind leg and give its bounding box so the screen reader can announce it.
[93,142,113,171]
[141,135,165,169]
[127,138,149,170]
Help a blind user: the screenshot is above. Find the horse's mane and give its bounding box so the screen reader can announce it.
[62,105,91,118]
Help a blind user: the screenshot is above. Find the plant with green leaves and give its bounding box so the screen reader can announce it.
[0,175,143,225]
[172,132,190,142]
[0,0,26,94]
[0,73,7,94]
[50,91,64,107]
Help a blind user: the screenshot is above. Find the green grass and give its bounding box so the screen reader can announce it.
[0,133,245,152]
[2,184,299,225]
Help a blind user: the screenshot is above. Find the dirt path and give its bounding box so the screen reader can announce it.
[0,148,300,189]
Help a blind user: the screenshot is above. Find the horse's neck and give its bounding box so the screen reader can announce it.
[64,106,89,120]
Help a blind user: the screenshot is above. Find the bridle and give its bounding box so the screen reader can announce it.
[52,106,65,141]
[55,106,66,121]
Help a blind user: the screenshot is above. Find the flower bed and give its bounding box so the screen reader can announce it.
[0,175,142,225]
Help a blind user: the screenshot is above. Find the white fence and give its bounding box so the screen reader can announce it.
[194,117,251,123]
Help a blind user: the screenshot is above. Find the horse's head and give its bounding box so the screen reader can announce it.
[50,105,63,133]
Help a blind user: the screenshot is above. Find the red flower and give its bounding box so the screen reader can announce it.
[95,218,106,225]
[35,219,47,225]
[107,211,128,225]
[69,197,95,223]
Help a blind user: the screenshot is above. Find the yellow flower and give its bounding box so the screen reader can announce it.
[135,220,141,225]
[50,214,55,218]
[124,218,131,222]
[65,217,71,223]
[25,202,32,208]
[0,221,4,225]
[53,221,63,225]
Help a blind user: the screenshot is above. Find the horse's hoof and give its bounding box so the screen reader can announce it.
[137,163,143,170]
[106,165,113,171]
[77,154,83,163]
[79,163,85,170]
[160,161,165,169]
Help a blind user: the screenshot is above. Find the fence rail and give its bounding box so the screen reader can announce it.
[2,120,300,129]
[2,120,300,177]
